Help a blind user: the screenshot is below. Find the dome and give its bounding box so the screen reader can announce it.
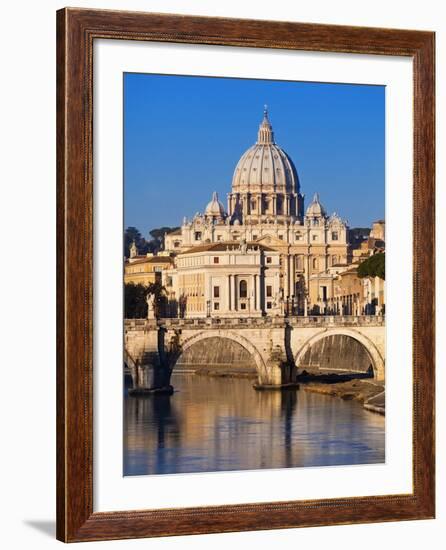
[306,193,326,217]
[204,191,226,220]
[231,107,300,194]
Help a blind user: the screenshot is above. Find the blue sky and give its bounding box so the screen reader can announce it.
[124,73,384,236]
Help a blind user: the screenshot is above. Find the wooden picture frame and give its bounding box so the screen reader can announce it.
[56,7,435,542]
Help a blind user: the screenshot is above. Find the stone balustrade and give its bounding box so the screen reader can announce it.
[124,315,385,332]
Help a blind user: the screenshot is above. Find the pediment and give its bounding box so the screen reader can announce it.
[255,234,287,248]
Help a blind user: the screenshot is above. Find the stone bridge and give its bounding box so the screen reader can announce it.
[124,316,385,392]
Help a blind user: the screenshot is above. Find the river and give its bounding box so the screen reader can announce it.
[124,372,385,476]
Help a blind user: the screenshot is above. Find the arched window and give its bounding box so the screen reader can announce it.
[332,255,338,266]
[312,257,318,270]
[239,280,248,298]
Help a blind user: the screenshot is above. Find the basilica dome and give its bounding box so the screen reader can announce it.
[231,108,300,194]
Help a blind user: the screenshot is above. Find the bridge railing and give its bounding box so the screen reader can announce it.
[287,315,385,327]
[124,315,385,331]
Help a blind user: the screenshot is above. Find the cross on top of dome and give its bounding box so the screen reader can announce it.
[257,105,274,144]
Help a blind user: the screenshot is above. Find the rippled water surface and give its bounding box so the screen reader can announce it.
[124,373,385,476]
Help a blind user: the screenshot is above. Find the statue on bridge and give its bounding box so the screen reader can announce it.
[146,293,156,320]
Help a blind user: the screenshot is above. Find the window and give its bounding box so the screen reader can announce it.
[278,235,283,240]
[266,285,272,297]
[213,286,220,298]
[312,258,318,269]
[195,231,202,241]
[214,302,220,310]
[240,303,246,310]
[253,234,258,241]
[295,233,302,241]
[266,256,272,264]
[239,280,247,298]
[332,231,339,241]
[312,235,318,241]
[213,257,219,264]
[251,200,257,210]
[174,241,181,248]
[267,302,272,309]
[313,218,319,226]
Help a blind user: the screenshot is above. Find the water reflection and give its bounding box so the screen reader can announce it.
[124,373,385,476]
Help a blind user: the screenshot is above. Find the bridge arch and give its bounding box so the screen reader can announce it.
[123,349,139,387]
[173,329,268,380]
[123,348,137,369]
[294,328,385,381]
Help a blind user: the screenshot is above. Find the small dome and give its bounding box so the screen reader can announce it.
[204,192,226,219]
[306,193,326,217]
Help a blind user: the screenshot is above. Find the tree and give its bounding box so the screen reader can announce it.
[124,225,180,257]
[149,226,180,252]
[123,227,153,258]
[124,283,148,319]
[357,252,385,280]
[124,281,168,319]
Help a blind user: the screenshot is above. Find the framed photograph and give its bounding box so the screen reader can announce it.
[56,8,435,542]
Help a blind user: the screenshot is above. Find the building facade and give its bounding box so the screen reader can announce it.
[164,241,283,318]
[131,108,384,318]
[124,244,174,287]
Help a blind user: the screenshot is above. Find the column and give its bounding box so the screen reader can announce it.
[227,275,232,312]
[284,255,289,298]
[291,255,296,298]
[256,272,261,311]
[209,276,213,317]
[305,253,310,287]
[233,275,237,311]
